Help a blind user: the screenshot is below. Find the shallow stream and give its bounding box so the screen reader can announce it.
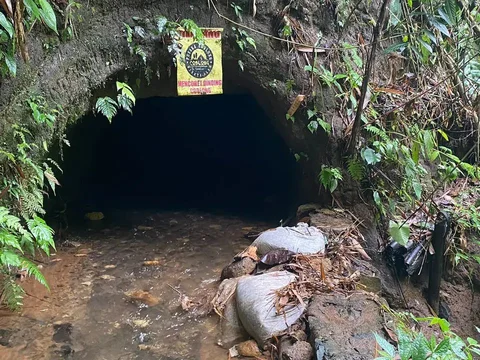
[0,209,274,360]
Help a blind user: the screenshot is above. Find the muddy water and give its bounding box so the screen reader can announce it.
[0,210,274,360]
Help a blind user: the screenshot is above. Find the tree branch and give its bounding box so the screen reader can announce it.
[346,0,392,155]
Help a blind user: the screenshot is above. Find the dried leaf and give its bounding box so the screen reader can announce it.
[287,94,305,116]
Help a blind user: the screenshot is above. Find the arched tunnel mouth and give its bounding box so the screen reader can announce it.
[54,93,298,224]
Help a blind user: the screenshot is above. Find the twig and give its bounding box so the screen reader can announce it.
[347,0,392,155]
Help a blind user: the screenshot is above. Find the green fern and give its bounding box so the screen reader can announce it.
[0,276,24,311]
[319,166,343,193]
[95,97,117,122]
[366,124,390,142]
[347,158,365,181]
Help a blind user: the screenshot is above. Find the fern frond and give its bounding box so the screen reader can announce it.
[0,276,24,311]
[347,159,365,181]
[27,216,55,255]
[133,45,147,65]
[95,97,118,123]
[20,258,48,289]
[0,230,23,252]
[47,158,63,173]
[366,124,390,142]
[117,94,134,114]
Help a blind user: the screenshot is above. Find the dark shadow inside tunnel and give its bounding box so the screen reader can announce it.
[55,94,298,222]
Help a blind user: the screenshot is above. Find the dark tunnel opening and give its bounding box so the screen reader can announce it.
[55,94,298,223]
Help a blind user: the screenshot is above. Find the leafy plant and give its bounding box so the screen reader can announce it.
[95,81,136,122]
[307,108,331,134]
[232,26,256,52]
[0,121,60,309]
[375,314,480,359]
[27,96,59,128]
[0,0,58,77]
[319,166,343,193]
[230,3,243,21]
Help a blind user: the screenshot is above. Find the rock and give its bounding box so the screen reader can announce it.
[221,257,256,280]
[282,341,313,360]
[296,203,322,218]
[100,274,115,281]
[236,271,304,347]
[84,212,104,221]
[104,264,116,269]
[132,319,150,328]
[251,223,326,256]
[236,340,262,357]
[306,292,388,359]
[142,260,161,266]
[169,219,178,226]
[137,225,153,231]
[125,290,160,306]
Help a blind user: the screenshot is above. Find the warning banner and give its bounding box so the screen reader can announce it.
[177,28,223,96]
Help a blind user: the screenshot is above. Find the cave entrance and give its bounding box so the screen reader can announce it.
[58,93,298,223]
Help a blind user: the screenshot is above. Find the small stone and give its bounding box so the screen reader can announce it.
[142,260,161,266]
[74,254,88,257]
[221,257,257,280]
[125,290,160,306]
[104,265,116,269]
[236,340,262,357]
[169,219,178,226]
[81,281,92,286]
[137,225,153,231]
[100,275,115,281]
[132,319,150,328]
[282,341,313,360]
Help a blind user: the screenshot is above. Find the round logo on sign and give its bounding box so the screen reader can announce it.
[184,43,214,78]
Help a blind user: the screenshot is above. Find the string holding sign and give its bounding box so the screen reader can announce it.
[177,28,223,96]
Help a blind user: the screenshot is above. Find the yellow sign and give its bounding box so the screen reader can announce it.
[177,28,223,96]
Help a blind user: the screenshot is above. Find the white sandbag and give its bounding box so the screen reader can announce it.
[252,223,326,256]
[236,271,305,347]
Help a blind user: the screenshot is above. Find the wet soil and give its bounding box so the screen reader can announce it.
[0,209,274,360]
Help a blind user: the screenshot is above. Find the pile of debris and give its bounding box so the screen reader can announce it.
[201,206,375,359]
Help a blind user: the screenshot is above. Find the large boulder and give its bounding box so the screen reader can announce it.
[307,292,388,359]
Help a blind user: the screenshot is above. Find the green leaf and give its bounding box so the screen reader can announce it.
[318,118,332,134]
[444,0,458,25]
[24,0,42,19]
[398,327,413,360]
[374,333,396,357]
[429,16,449,37]
[95,97,118,123]
[5,53,16,77]
[389,221,410,246]
[0,12,13,38]
[412,141,420,164]
[412,181,422,199]
[38,0,58,34]
[116,82,136,104]
[0,230,23,252]
[434,338,451,354]
[246,36,256,49]
[307,120,318,134]
[411,333,429,360]
[307,109,316,119]
[437,129,449,141]
[362,147,381,165]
